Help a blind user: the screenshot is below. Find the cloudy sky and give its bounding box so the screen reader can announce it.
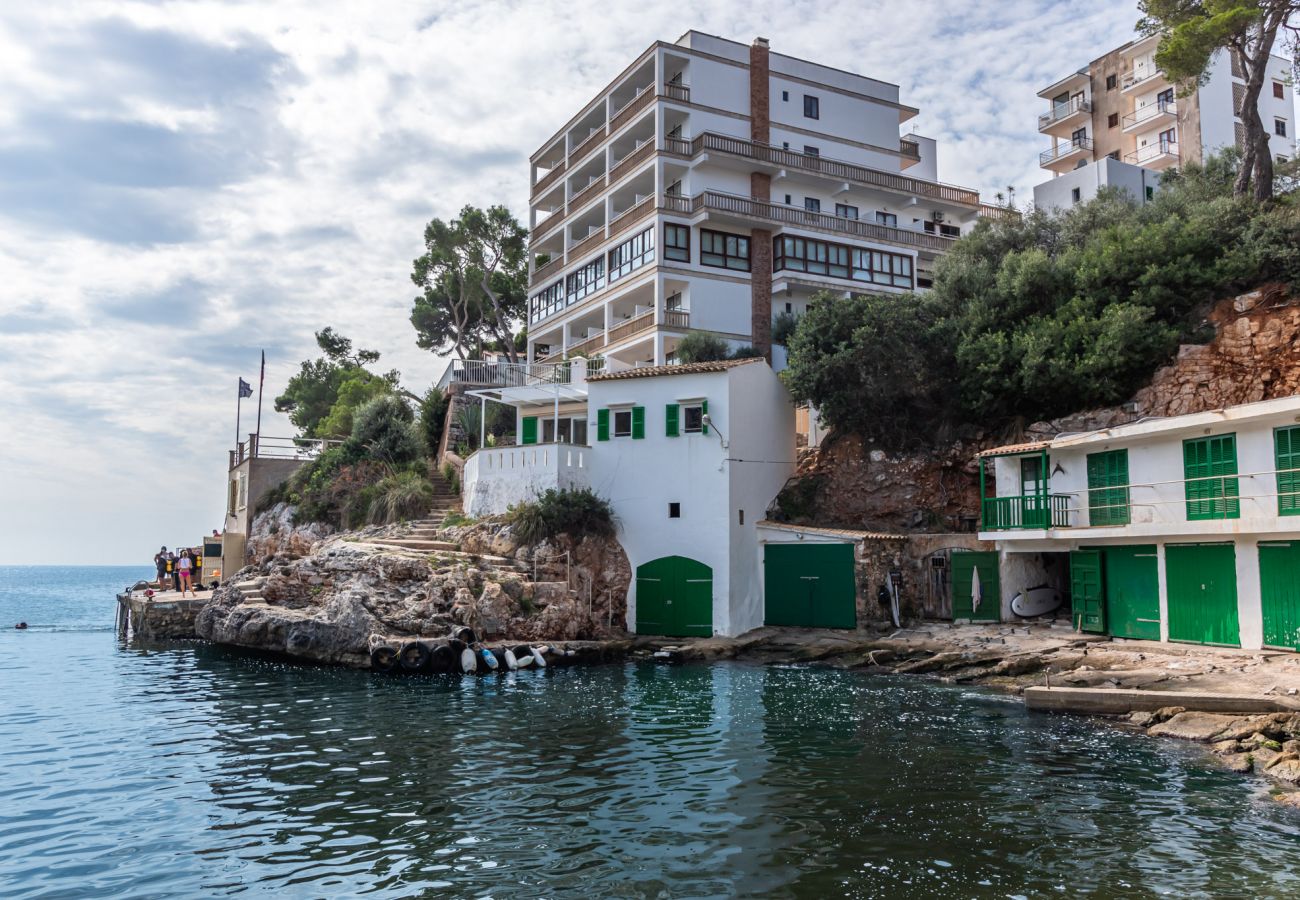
[0,0,1141,565]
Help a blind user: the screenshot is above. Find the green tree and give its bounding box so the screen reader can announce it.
[675,332,731,363]
[410,205,527,362]
[1139,0,1299,201]
[274,328,404,439]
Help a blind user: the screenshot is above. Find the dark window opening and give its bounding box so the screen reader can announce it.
[835,203,859,219]
[803,95,819,119]
[700,229,751,271]
[1106,73,1117,90]
[664,224,690,262]
[669,502,681,518]
[613,409,633,438]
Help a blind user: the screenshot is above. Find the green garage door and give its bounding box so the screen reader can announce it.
[1104,546,1160,641]
[951,551,1000,621]
[635,556,713,637]
[1166,544,1240,647]
[764,543,857,629]
[1260,542,1300,651]
[1071,550,1105,633]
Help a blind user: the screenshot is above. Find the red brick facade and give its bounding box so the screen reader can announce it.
[748,39,772,361]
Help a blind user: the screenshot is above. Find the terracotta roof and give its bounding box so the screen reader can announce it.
[976,440,1052,459]
[756,520,908,541]
[586,357,764,382]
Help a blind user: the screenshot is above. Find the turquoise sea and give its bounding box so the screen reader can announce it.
[2,565,1300,898]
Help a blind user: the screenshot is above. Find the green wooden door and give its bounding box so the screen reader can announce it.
[1260,542,1300,651]
[635,556,713,637]
[1103,545,1159,640]
[763,543,857,629]
[1166,544,1240,647]
[951,551,1000,621]
[1070,550,1106,633]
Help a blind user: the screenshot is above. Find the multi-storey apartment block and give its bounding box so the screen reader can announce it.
[1034,34,1296,210]
[525,32,1008,368]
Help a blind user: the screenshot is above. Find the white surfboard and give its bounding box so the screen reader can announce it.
[1011,585,1063,618]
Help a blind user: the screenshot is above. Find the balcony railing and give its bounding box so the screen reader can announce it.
[608,309,655,344]
[230,434,340,471]
[684,189,958,252]
[568,227,605,262]
[1039,137,1093,165]
[569,125,607,163]
[530,160,566,199]
[688,132,980,207]
[569,174,607,211]
[1122,100,1176,130]
[978,203,1019,221]
[1122,69,1166,92]
[530,208,564,240]
[663,83,690,103]
[608,195,654,240]
[437,358,606,391]
[981,494,1071,530]
[1038,97,1091,130]
[1126,141,1178,165]
[900,137,921,161]
[609,140,654,184]
[610,86,656,133]
[532,254,562,283]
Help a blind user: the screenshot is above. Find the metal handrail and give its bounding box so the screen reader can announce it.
[1037,97,1091,129]
[1125,141,1178,165]
[437,358,607,390]
[1122,100,1176,130]
[1039,137,1093,164]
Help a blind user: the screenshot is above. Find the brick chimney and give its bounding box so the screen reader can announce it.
[748,37,772,363]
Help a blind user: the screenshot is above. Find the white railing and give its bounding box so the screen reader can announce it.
[437,358,606,391]
[462,443,593,517]
[229,434,341,469]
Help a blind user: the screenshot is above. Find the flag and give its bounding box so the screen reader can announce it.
[238,378,253,398]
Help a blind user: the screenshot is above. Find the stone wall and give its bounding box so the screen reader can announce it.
[853,533,995,625]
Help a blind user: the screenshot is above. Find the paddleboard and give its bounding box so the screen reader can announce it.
[1011,585,1063,618]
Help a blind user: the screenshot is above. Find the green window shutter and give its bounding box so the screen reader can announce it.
[665,403,680,437]
[1185,435,1239,520]
[701,399,709,435]
[1087,449,1129,526]
[521,416,538,445]
[1212,434,1240,519]
[1278,426,1300,516]
[597,409,609,442]
[631,406,645,439]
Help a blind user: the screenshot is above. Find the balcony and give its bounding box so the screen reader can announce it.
[1037,97,1091,134]
[899,137,921,168]
[981,494,1072,531]
[1125,141,1179,170]
[1039,137,1093,171]
[663,82,690,103]
[569,125,607,164]
[1122,68,1167,94]
[1122,100,1176,133]
[532,254,563,284]
[464,443,592,518]
[610,86,656,134]
[609,140,654,185]
[539,310,690,363]
[436,358,605,392]
[686,132,980,207]
[530,160,567,200]
[680,189,958,253]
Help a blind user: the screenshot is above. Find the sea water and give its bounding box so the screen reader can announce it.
[2,565,1300,898]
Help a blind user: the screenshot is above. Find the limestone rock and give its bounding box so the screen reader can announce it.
[1221,753,1254,774]
[1147,706,1186,726]
[1266,754,1300,784]
[1211,739,1242,755]
[1147,711,1241,742]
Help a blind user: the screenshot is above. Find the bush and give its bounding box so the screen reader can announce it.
[675,332,731,363]
[507,488,616,546]
[418,388,450,457]
[367,471,435,524]
[345,395,421,464]
[772,311,801,346]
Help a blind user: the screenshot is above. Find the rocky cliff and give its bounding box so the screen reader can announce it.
[196,507,631,668]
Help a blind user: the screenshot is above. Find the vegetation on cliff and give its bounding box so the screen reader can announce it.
[784,153,1300,448]
[508,488,616,546]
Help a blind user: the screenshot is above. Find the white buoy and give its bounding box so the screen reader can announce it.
[460,648,477,674]
[529,646,547,668]
[480,647,499,670]
[515,654,534,668]
[504,648,519,671]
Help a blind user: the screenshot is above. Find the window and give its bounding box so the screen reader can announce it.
[665,291,684,311]
[1071,187,1081,203]
[1071,126,1087,145]
[804,197,821,213]
[804,145,819,157]
[782,141,790,150]
[664,224,690,262]
[565,257,605,304]
[1183,434,1240,520]
[1276,426,1300,515]
[803,95,819,119]
[529,280,564,323]
[683,403,706,433]
[784,302,792,312]
[875,211,897,227]
[1105,112,1117,128]
[738,509,745,525]
[922,220,960,237]
[1159,127,1176,150]
[608,225,655,282]
[1157,87,1174,107]
[700,229,750,270]
[774,235,913,288]
[782,90,789,102]
[835,203,858,219]
[1106,73,1118,90]
[1275,81,1285,99]
[598,406,644,441]
[669,502,681,518]
[1087,450,1130,526]
[1276,118,1288,137]
[783,193,792,205]
[538,417,588,445]
[1109,150,1121,160]
[1145,185,1155,201]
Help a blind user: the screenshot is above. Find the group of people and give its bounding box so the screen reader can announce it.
[153,546,202,598]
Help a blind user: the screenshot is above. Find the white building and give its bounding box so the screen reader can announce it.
[1033,35,1296,210]
[460,357,794,638]
[526,31,1010,368]
[976,396,1300,652]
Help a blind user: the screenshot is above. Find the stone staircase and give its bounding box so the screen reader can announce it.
[363,472,465,553]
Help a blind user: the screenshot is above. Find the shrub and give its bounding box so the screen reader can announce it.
[507,488,616,546]
[675,332,731,363]
[455,403,482,450]
[772,310,801,346]
[418,388,450,457]
[345,395,421,465]
[367,471,435,524]
[729,345,763,359]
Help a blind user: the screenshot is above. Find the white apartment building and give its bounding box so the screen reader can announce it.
[525,31,1009,368]
[975,396,1300,652]
[1034,34,1296,210]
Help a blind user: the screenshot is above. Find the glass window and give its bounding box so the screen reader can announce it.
[565,257,605,304]
[804,145,819,157]
[1276,119,1288,138]
[613,409,633,438]
[1105,73,1117,90]
[664,224,690,262]
[804,197,821,213]
[608,226,655,282]
[529,280,564,323]
[776,237,914,289]
[1274,81,1285,99]
[683,405,704,433]
[875,211,897,227]
[700,229,750,271]
[803,95,819,119]
[835,203,858,219]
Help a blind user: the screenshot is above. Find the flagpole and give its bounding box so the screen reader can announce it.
[255,350,265,441]
[235,382,242,454]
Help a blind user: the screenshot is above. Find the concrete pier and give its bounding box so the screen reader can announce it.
[117,591,211,641]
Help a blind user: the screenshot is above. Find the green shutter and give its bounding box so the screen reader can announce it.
[701,399,709,435]
[631,406,645,439]
[1087,449,1130,526]
[666,403,680,437]
[597,409,609,442]
[1184,434,1239,520]
[521,416,538,445]
[1277,427,1300,516]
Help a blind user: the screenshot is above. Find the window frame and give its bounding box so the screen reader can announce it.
[607,225,655,283]
[565,256,605,305]
[529,280,564,324]
[699,228,751,271]
[663,223,690,262]
[803,94,820,119]
[1276,425,1300,516]
[1183,433,1240,520]
[834,203,859,220]
[774,235,913,289]
[612,409,633,438]
[1087,449,1130,526]
[1276,118,1288,138]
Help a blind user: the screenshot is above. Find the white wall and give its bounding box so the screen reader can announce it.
[1199,50,1239,157]
[462,444,592,517]
[1033,157,1160,211]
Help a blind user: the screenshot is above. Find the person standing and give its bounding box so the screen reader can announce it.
[178,550,196,598]
[154,547,169,591]
[168,551,180,592]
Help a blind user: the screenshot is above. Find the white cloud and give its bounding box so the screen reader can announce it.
[0,0,1141,564]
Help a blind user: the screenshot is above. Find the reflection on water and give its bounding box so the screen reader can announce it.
[2,567,1300,897]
